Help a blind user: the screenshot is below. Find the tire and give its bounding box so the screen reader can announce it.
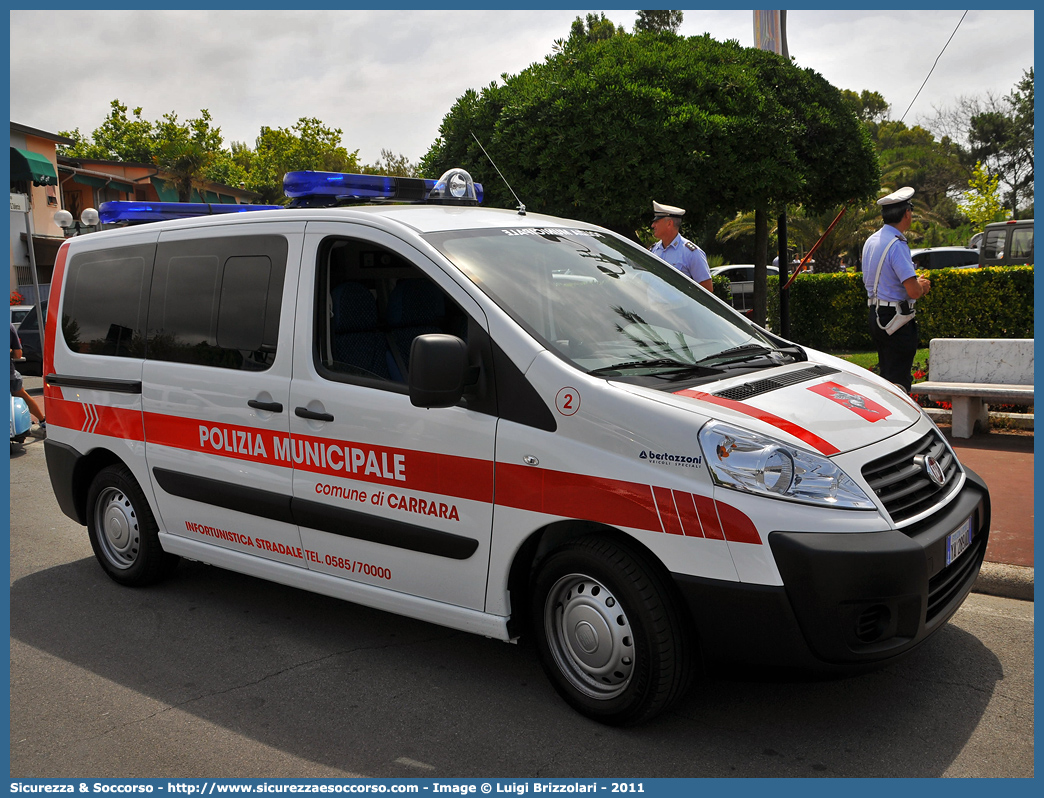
[530,536,693,725]
[86,464,179,586]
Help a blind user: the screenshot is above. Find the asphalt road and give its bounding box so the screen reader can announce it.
[9,434,1035,778]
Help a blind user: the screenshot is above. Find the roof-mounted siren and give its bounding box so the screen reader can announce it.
[98,201,283,225]
[426,168,480,206]
[282,169,483,207]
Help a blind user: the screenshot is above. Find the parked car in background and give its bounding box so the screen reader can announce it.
[909,247,980,270]
[10,304,33,329]
[710,264,779,315]
[14,302,45,376]
[979,219,1034,267]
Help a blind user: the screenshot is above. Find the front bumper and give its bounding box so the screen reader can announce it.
[673,467,990,670]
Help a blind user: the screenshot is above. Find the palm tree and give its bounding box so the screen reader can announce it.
[718,204,878,273]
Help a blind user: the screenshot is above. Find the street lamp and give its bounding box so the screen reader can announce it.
[54,207,100,237]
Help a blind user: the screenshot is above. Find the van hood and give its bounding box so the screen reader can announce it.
[615,364,922,457]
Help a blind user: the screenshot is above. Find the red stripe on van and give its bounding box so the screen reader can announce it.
[142,412,494,502]
[673,389,840,456]
[692,493,725,540]
[47,396,144,440]
[715,501,762,545]
[672,490,704,537]
[42,242,71,400]
[495,464,662,533]
[653,486,683,535]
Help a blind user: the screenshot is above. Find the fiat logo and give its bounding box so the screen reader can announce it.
[915,454,946,487]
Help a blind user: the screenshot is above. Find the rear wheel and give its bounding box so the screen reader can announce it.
[86,464,179,586]
[530,536,693,725]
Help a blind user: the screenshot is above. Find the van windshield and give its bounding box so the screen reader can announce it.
[425,226,790,379]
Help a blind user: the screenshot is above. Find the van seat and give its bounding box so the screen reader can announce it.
[386,279,446,375]
[330,281,392,379]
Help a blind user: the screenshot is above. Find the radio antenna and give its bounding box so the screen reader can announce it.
[471,132,526,216]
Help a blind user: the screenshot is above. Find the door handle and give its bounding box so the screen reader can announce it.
[295,407,334,422]
[248,399,284,413]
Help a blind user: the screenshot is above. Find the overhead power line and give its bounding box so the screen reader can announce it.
[899,10,968,123]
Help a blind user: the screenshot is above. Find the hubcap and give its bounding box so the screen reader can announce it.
[544,573,634,700]
[95,486,140,569]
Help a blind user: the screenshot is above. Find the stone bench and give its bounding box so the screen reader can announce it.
[910,338,1033,438]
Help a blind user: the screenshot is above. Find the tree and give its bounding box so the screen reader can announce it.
[868,120,970,210]
[56,100,369,205]
[60,101,235,201]
[969,68,1034,216]
[152,109,225,201]
[248,118,360,204]
[840,89,890,124]
[958,161,1004,229]
[552,13,621,53]
[59,99,155,163]
[922,68,1033,216]
[424,30,879,324]
[361,149,420,177]
[635,10,683,34]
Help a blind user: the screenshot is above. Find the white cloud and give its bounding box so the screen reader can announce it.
[9,9,1034,165]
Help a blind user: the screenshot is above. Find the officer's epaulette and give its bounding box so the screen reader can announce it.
[685,241,697,251]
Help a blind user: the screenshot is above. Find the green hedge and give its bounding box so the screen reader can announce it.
[762,266,1033,350]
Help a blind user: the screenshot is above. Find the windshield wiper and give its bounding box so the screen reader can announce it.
[694,344,778,367]
[589,357,710,376]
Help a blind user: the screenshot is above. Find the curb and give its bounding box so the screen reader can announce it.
[973,562,1034,602]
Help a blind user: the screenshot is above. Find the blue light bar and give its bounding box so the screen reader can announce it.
[283,169,483,206]
[99,201,283,225]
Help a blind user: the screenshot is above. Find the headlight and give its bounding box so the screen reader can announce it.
[698,421,875,509]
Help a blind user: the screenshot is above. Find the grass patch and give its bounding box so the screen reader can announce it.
[832,349,930,375]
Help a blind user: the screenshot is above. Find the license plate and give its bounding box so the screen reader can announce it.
[945,516,975,566]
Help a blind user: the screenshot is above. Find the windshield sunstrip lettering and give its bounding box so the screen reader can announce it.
[501,228,601,237]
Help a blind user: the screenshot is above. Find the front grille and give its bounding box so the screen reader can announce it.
[861,429,962,525]
[713,365,840,401]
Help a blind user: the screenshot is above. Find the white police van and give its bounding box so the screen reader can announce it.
[43,168,989,725]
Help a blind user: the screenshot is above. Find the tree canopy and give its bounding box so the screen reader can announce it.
[922,67,1034,217]
[422,29,879,239]
[60,101,404,204]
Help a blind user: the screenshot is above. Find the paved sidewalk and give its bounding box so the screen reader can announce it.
[942,426,1034,601]
[21,377,1032,599]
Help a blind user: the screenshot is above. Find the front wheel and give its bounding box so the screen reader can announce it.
[530,536,693,725]
[86,464,179,586]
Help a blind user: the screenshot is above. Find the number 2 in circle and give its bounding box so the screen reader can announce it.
[556,387,580,416]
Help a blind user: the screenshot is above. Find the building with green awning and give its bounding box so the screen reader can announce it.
[10,147,58,186]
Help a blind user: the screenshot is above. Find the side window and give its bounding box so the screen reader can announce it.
[315,238,469,387]
[1010,228,1033,259]
[62,244,152,358]
[982,229,1006,260]
[148,235,287,370]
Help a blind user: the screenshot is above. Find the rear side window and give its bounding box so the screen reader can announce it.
[148,235,287,370]
[62,244,153,358]
[1010,227,1033,259]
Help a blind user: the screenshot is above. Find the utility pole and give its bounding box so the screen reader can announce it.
[753,10,792,337]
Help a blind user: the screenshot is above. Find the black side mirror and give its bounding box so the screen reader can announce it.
[408,334,468,408]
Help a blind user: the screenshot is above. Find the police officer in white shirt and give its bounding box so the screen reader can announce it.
[649,201,712,290]
[862,187,932,392]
